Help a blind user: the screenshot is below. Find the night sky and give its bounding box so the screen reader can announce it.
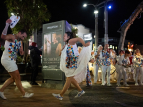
[0,0,143,45]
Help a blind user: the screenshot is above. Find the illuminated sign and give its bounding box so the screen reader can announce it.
[108,39,113,41]
[47,25,58,29]
[83,33,92,40]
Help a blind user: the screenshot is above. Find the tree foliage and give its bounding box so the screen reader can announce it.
[70,24,78,37]
[5,0,51,37]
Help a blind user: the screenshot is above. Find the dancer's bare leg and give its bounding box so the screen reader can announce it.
[0,77,15,92]
[60,77,73,97]
[9,70,25,96]
[71,78,82,92]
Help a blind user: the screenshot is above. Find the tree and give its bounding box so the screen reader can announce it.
[70,24,78,37]
[5,0,51,62]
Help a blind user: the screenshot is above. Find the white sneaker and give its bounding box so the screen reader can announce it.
[52,93,63,100]
[107,84,112,86]
[124,84,129,86]
[101,83,106,86]
[135,83,139,86]
[0,92,6,100]
[75,90,85,98]
[23,92,34,98]
[117,84,121,87]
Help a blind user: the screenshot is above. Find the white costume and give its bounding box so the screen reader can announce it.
[133,55,143,85]
[100,50,112,86]
[117,55,130,86]
[60,44,91,83]
[1,40,21,72]
[94,50,102,83]
[116,55,122,86]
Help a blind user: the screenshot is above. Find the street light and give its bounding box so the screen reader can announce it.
[108,5,112,9]
[83,0,113,49]
[83,4,87,7]
[83,3,98,51]
[11,13,14,15]
[94,10,99,14]
[104,0,113,45]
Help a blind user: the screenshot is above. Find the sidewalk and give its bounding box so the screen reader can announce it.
[1,80,143,107]
[0,81,74,107]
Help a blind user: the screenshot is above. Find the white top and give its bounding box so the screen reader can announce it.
[118,55,130,65]
[94,51,102,65]
[1,40,21,61]
[133,55,143,66]
[67,43,79,56]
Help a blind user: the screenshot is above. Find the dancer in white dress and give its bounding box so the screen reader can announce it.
[0,19,34,99]
[133,49,143,86]
[52,32,91,100]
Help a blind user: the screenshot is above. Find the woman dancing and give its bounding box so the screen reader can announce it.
[52,32,90,100]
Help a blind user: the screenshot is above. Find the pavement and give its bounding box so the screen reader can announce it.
[0,79,143,107]
[0,81,73,107]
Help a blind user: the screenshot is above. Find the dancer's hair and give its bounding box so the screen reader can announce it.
[134,48,141,56]
[65,32,76,43]
[119,50,124,55]
[125,50,130,54]
[19,30,27,34]
[97,45,102,50]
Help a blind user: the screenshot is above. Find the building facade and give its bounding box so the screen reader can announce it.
[97,37,134,53]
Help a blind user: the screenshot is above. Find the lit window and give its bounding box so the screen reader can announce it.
[115,46,117,50]
[110,45,112,48]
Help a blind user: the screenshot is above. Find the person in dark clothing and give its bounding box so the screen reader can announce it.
[29,42,42,85]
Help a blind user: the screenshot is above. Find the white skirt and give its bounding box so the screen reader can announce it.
[60,45,91,83]
[1,59,18,72]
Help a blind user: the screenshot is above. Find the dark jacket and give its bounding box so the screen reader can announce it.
[29,46,42,67]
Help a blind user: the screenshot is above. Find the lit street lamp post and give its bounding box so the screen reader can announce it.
[83,4,98,51]
[83,0,112,49]
[104,0,112,45]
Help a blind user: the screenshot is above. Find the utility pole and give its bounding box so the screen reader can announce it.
[95,6,98,51]
[104,0,109,45]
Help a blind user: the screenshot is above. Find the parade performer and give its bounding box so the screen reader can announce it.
[0,18,34,100]
[109,48,117,81]
[94,45,103,83]
[52,32,91,100]
[118,50,130,86]
[116,50,124,86]
[100,44,112,86]
[127,52,134,80]
[86,51,95,86]
[133,49,143,86]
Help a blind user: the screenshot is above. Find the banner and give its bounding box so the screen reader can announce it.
[42,31,63,70]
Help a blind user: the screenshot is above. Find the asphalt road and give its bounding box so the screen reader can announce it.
[69,83,143,107]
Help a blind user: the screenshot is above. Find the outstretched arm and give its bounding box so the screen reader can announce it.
[68,37,90,47]
[1,19,14,41]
